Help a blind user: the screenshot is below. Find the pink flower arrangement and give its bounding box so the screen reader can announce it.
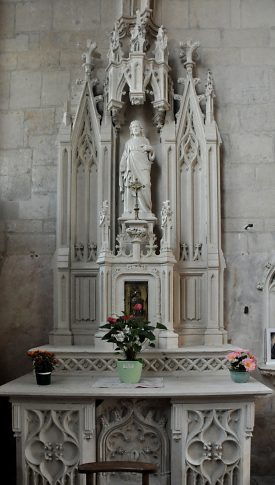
[226,350,257,372]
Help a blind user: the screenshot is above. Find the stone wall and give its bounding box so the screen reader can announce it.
[0,1,275,483]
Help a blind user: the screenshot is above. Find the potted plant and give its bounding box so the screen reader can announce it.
[100,304,167,383]
[225,350,257,383]
[27,349,58,385]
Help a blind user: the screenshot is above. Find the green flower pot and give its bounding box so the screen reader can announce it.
[35,372,51,385]
[116,360,143,384]
[229,370,250,383]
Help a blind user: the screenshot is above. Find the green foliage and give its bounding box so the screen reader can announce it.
[101,314,167,361]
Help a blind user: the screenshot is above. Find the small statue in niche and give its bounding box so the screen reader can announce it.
[130,9,146,53]
[155,25,168,63]
[119,120,155,217]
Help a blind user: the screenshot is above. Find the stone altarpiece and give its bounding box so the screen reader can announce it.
[0,4,271,485]
[51,5,226,350]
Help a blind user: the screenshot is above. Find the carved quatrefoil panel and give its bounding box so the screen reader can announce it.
[186,409,241,484]
[25,409,79,485]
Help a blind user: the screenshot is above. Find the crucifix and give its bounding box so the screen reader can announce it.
[129,178,145,220]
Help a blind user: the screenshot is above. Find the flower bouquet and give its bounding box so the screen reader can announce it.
[225,350,257,383]
[100,304,167,383]
[27,349,58,385]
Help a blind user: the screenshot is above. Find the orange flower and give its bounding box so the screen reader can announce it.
[27,349,58,372]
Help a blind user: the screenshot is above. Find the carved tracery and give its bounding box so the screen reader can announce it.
[97,399,170,482]
[73,101,98,263]
[185,409,241,485]
[178,102,203,267]
[25,409,79,485]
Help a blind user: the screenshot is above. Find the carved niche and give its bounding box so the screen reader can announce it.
[96,399,170,484]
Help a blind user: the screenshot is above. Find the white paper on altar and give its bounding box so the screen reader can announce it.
[92,377,164,388]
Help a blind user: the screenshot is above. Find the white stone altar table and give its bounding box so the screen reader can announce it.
[0,372,271,485]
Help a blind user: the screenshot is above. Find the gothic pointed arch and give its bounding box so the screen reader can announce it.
[71,83,100,264]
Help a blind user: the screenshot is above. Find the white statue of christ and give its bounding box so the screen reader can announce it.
[119,120,155,217]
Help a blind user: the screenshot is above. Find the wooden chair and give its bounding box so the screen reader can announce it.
[78,460,157,485]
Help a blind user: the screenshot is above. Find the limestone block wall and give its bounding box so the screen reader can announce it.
[0,1,275,483]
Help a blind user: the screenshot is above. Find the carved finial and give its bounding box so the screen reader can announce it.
[108,21,123,63]
[205,70,215,98]
[205,70,215,123]
[179,40,200,73]
[82,40,97,79]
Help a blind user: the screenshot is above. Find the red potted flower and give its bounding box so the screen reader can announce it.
[100,304,167,383]
[27,349,58,385]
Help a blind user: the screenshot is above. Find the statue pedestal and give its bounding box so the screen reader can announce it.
[125,219,148,260]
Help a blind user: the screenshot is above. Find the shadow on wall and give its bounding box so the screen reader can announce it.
[0,345,32,485]
[251,479,275,485]
[0,398,16,485]
[251,412,275,483]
